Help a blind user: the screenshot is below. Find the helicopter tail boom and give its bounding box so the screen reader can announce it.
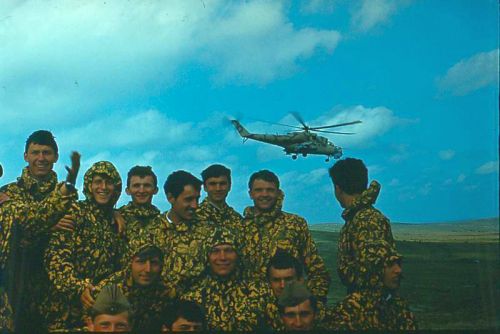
[231,120,251,138]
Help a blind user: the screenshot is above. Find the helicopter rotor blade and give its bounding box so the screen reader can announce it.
[246,117,304,130]
[313,129,356,135]
[291,112,309,129]
[310,120,362,130]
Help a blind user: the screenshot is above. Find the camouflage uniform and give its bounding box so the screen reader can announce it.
[44,162,126,331]
[92,241,174,331]
[150,212,215,298]
[337,180,397,292]
[0,167,61,330]
[180,227,282,331]
[0,185,75,331]
[326,241,417,331]
[241,191,330,301]
[118,201,161,244]
[196,198,243,231]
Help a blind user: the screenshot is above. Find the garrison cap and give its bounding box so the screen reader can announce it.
[90,284,131,316]
[277,281,312,307]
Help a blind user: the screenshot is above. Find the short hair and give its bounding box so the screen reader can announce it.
[328,158,368,195]
[267,250,304,280]
[248,170,280,190]
[163,170,202,199]
[25,130,58,154]
[201,164,231,184]
[134,245,164,263]
[127,165,158,188]
[278,296,318,315]
[161,300,205,330]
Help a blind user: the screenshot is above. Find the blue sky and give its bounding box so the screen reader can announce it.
[0,0,498,223]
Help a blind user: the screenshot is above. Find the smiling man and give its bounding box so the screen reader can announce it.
[44,161,127,331]
[119,166,161,245]
[241,170,330,303]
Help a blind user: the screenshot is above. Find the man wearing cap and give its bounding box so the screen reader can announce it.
[87,284,132,332]
[44,161,127,331]
[326,240,417,331]
[151,171,215,297]
[118,166,161,245]
[87,240,174,331]
[267,250,305,298]
[328,158,397,293]
[241,170,330,301]
[0,131,80,331]
[277,281,321,331]
[181,227,281,331]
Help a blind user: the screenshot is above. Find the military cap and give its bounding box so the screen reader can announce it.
[90,284,131,316]
[277,281,312,307]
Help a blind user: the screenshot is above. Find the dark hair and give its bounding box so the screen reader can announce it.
[25,130,58,154]
[328,158,368,195]
[161,300,205,330]
[201,164,231,184]
[127,165,158,188]
[134,246,164,263]
[163,170,202,199]
[248,170,280,190]
[267,250,303,280]
[278,295,318,315]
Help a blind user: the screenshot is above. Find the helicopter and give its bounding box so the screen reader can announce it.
[231,113,361,162]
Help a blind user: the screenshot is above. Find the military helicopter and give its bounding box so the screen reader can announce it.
[231,113,361,161]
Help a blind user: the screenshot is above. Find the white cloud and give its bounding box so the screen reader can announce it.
[456,173,466,183]
[437,49,498,96]
[475,161,499,175]
[418,182,432,196]
[350,0,410,33]
[300,0,338,14]
[439,149,455,160]
[389,144,409,163]
[388,178,400,186]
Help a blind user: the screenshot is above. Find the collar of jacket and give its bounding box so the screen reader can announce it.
[163,211,194,233]
[81,199,115,224]
[243,190,285,225]
[17,166,57,198]
[342,180,381,222]
[121,201,160,219]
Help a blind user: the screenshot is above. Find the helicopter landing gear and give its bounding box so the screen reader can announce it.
[292,155,298,160]
[302,153,307,157]
[325,157,330,162]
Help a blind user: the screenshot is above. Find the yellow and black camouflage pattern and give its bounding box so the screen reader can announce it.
[337,180,397,292]
[326,241,417,331]
[118,201,161,244]
[241,191,331,301]
[43,161,126,331]
[196,198,243,231]
[149,212,216,298]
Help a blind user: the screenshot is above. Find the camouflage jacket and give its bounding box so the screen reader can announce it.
[241,192,331,301]
[0,185,75,331]
[196,198,243,230]
[337,181,396,292]
[150,212,216,298]
[181,272,281,331]
[44,199,126,331]
[118,201,161,244]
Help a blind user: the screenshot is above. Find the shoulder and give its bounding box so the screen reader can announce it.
[280,211,309,227]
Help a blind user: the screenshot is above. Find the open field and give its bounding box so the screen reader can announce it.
[310,218,499,330]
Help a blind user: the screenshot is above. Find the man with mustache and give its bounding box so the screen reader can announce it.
[241,170,330,302]
[0,130,80,331]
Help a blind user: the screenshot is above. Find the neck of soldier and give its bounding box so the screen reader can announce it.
[167,210,188,225]
[340,193,361,209]
[28,169,52,183]
[208,198,225,210]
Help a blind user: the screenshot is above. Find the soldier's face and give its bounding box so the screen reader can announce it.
[168,185,200,222]
[126,175,158,205]
[281,299,315,331]
[249,179,279,212]
[204,176,230,204]
[208,244,237,277]
[88,312,130,332]
[90,175,117,206]
[164,317,203,332]
[24,143,58,179]
[131,255,161,287]
[269,267,298,297]
[383,260,402,290]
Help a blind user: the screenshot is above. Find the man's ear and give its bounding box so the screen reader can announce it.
[125,187,131,195]
[153,186,159,195]
[167,193,175,205]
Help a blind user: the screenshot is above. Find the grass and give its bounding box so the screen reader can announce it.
[310,218,500,330]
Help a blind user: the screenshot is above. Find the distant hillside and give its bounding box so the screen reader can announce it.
[310,217,499,242]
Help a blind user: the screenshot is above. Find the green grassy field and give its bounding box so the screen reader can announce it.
[310,218,500,330]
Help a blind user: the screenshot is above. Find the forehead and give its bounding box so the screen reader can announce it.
[251,179,278,190]
[211,243,234,251]
[179,184,200,197]
[92,174,112,182]
[270,267,296,278]
[173,316,201,326]
[94,312,129,324]
[206,176,229,184]
[26,143,55,153]
[129,175,155,184]
[284,299,313,313]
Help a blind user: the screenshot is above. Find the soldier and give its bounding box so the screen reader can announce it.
[326,240,417,331]
[87,240,174,331]
[241,170,330,302]
[160,300,205,332]
[87,284,132,332]
[196,164,243,230]
[0,130,80,331]
[0,162,78,331]
[152,171,215,297]
[44,161,126,331]
[328,158,396,292]
[119,166,161,244]
[180,227,281,331]
[277,281,319,331]
[267,250,304,298]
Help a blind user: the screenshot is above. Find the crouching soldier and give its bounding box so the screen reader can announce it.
[88,240,174,331]
[326,240,418,331]
[181,227,281,331]
[87,284,132,332]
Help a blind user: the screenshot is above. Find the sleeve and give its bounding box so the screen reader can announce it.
[44,205,90,298]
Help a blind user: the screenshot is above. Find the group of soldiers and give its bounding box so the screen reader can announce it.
[0,130,417,332]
